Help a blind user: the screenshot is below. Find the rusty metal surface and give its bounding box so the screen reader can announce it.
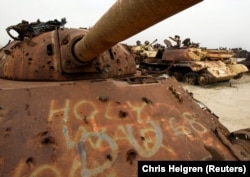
[0,28,136,81]
[162,48,202,61]
[0,31,62,80]
[0,0,249,176]
[163,48,235,62]
[204,49,234,59]
[0,77,248,177]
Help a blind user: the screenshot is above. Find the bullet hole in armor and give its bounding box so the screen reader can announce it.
[97,96,109,102]
[27,58,32,64]
[50,66,55,71]
[26,157,35,168]
[142,97,153,104]
[82,115,88,124]
[41,136,56,145]
[118,110,128,119]
[4,127,12,138]
[5,127,12,132]
[141,136,145,141]
[25,104,29,110]
[47,44,53,56]
[126,149,137,165]
[106,154,112,161]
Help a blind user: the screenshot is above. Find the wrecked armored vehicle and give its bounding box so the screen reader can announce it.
[139,36,249,85]
[129,39,164,64]
[232,48,250,70]
[0,1,249,177]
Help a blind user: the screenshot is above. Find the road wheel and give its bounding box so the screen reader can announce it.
[198,74,210,85]
[183,72,198,85]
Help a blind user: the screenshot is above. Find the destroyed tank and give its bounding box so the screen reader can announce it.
[139,36,249,85]
[129,39,162,64]
[0,1,249,177]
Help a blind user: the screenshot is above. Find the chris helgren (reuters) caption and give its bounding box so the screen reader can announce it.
[138,161,250,177]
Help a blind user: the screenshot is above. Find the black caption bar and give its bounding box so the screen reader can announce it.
[138,161,250,177]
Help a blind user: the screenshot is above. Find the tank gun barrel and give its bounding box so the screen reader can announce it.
[73,0,203,62]
[150,39,158,46]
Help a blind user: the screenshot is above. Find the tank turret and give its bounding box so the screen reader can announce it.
[0,0,203,81]
[1,1,250,177]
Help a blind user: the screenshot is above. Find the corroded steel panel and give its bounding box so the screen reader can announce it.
[0,28,137,81]
[0,77,245,177]
[163,48,202,61]
[0,31,62,80]
[204,49,234,59]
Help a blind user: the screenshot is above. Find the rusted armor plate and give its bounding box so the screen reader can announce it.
[0,77,247,177]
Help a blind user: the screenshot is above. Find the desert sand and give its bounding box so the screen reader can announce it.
[181,73,250,132]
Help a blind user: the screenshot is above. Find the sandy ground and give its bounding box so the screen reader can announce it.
[181,73,250,132]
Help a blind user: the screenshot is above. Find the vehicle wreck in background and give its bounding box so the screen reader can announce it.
[134,36,248,85]
[232,48,250,70]
[0,0,249,177]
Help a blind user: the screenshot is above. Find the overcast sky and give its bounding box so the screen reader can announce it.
[1,0,250,50]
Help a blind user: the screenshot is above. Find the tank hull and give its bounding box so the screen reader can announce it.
[139,47,249,85]
[1,77,248,177]
[177,60,249,85]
